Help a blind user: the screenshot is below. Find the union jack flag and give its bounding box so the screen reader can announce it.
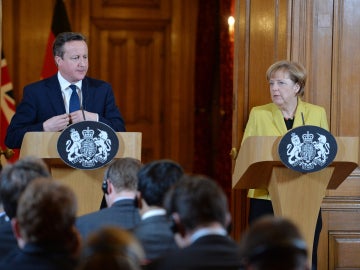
[0,54,19,164]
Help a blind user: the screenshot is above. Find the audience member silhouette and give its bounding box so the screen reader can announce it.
[148,174,242,270]
[0,178,80,270]
[0,156,50,262]
[77,226,145,270]
[239,215,309,270]
[133,159,183,262]
[76,157,141,240]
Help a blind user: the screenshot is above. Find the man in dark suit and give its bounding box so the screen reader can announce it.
[5,32,125,149]
[148,174,242,270]
[76,157,141,240]
[133,159,183,262]
[0,156,50,262]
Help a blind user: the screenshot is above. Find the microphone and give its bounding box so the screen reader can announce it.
[81,78,87,121]
[80,105,86,121]
[301,112,305,125]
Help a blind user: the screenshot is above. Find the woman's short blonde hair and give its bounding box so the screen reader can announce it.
[266,60,307,97]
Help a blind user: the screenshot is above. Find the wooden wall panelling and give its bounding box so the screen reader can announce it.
[167,0,197,171]
[330,232,360,269]
[327,214,360,268]
[91,0,171,19]
[289,0,360,268]
[70,0,90,36]
[308,0,333,117]
[248,0,289,110]
[290,0,334,118]
[320,174,360,269]
[288,0,360,268]
[321,0,360,268]
[231,0,248,241]
[231,0,290,240]
[3,0,54,101]
[331,0,360,136]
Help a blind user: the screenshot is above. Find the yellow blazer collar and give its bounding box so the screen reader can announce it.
[271,97,305,133]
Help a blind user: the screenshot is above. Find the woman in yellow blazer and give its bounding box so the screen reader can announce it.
[242,60,328,270]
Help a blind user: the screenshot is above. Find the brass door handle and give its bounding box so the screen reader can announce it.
[229,147,238,160]
[0,147,14,159]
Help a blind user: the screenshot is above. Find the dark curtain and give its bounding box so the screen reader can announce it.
[193,0,234,199]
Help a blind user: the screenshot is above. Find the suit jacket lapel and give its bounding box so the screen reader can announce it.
[272,98,306,133]
[45,75,66,114]
[271,104,288,134]
[81,77,90,110]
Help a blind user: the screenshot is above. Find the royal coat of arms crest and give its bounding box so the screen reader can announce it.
[278,125,337,173]
[57,121,119,170]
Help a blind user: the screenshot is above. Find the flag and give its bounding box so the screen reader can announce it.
[0,53,19,163]
[41,0,72,79]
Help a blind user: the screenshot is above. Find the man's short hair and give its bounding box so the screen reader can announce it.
[53,32,87,58]
[137,159,183,206]
[164,174,229,231]
[103,158,141,192]
[17,178,77,247]
[0,156,50,219]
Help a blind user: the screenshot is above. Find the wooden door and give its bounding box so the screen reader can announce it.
[72,0,199,169]
[88,18,168,162]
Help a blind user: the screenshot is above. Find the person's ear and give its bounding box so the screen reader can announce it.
[107,180,114,195]
[171,213,186,238]
[54,56,61,66]
[11,218,21,239]
[11,218,25,248]
[225,212,232,234]
[294,83,300,93]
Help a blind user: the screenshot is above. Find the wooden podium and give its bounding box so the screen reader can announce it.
[232,136,358,264]
[20,132,142,216]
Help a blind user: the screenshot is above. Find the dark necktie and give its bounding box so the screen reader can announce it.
[69,85,80,113]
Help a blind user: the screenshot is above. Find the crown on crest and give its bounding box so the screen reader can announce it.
[302,131,314,143]
[82,127,95,139]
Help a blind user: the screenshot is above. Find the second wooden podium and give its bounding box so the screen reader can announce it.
[232,136,358,264]
[20,132,142,216]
